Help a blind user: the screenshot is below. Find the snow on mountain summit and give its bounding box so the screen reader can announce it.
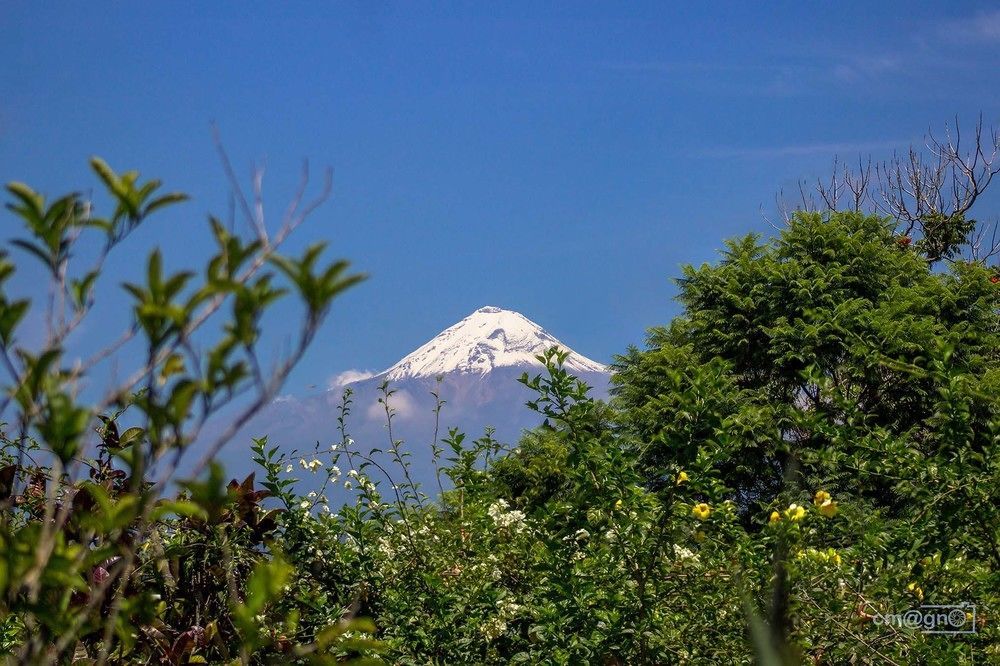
[380,306,607,381]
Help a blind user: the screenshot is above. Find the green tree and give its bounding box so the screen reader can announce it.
[613,210,999,661]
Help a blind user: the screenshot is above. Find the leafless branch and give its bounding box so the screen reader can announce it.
[789,117,1000,264]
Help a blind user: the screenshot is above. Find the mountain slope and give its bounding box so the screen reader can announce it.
[381,306,606,380]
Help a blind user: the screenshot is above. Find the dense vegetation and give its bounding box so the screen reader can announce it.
[0,153,997,663]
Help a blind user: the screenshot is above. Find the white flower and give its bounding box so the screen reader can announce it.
[480,617,507,641]
[487,499,509,521]
[307,491,317,498]
[673,544,699,562]
[481,598,522,641]
[574,529,590,541]
[487,500,526,531]
[307,458,323,472]
[285,464,293,473]
[344,480,353,490]
[498,598,521,616]
[348,469,359,478]
[299,500,310,509]
[299,458,309,469]
[330,443,339,451]
[377,535,397,558]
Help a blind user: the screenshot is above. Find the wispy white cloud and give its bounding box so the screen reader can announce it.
[831,55,901,83]
[603,9,998,99]
[604,56,906,99]
[601,59,817,97]
[696,138,912,160]
[328,369,376,389]
[939,9,1000,44]
[600,61,773,74]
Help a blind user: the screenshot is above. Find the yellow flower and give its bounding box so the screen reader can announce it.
[694,530,706,542]
[813,490,831,506]
[826,548,842,566]
[907,582,924,601]
[692,503,711,521]
[613,499,623,511]
[818,499,838,518]
[676,471,689,485]
[784,503,806,522]
[769,511,782,525]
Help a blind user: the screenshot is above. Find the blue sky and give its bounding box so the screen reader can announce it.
[2,2,999,394]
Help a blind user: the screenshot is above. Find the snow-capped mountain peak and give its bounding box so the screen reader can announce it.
[380,306,606,381]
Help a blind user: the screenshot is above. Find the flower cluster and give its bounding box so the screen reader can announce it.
[299,458,323,473]
[785,503,806,521]
[813,490,838,517]
[487,499,527,532]
[769,490,839,525]
[480,598,523,641]
[673,543,699,563]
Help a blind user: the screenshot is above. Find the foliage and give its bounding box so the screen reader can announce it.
[0,162,997,665]
[612,210,999,662]
[0,160,372,663]
[254,211,998,664]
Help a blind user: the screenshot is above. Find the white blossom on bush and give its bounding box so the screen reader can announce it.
[487,499,527,532]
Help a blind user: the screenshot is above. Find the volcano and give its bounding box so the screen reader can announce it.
[213,306,610,496]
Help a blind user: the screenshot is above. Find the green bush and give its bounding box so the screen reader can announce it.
[0,161,996,665]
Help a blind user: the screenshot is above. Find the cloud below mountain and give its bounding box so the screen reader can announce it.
[328,369,376,388]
